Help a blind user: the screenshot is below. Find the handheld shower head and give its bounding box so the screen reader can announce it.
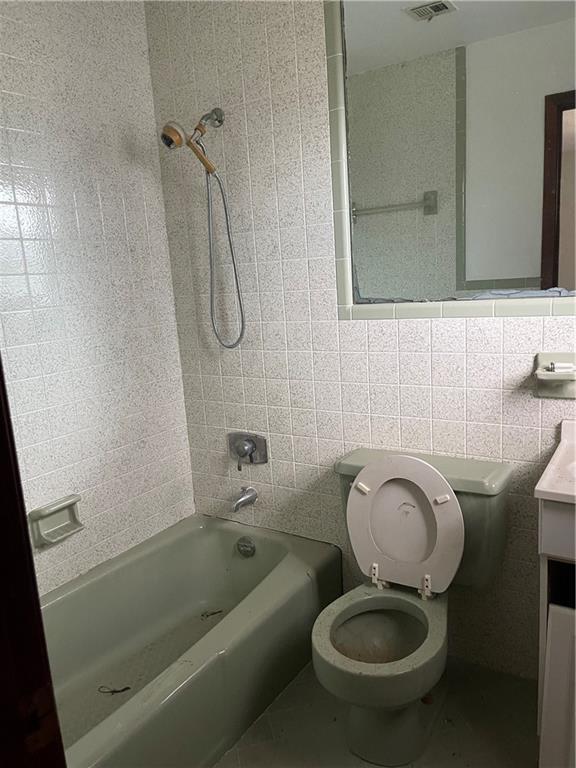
[160,121,188,149]
[160,109,224,173]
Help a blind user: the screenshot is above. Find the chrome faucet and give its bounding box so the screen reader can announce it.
[233,486,258,513]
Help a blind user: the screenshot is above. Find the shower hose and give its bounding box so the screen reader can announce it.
[198,138,245,349]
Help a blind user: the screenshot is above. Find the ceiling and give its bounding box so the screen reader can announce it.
[343,0,576,74]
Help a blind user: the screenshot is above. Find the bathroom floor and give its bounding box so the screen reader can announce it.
[214,658,538,768]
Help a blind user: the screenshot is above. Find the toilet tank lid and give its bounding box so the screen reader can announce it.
[334,449,513,496]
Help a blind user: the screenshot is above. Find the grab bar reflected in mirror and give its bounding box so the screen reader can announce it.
[352,190,438,222]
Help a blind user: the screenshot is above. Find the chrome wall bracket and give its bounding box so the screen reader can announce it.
[28,494,84,549]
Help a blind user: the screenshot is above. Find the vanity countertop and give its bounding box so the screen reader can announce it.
[535,420,576,505]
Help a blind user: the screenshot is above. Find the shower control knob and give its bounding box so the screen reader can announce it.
[235,438,256,471]
[228,432,268,472]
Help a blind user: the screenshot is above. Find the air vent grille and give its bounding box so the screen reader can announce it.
[404,1,457,21]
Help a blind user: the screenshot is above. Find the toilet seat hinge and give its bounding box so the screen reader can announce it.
[370,563,389,591]
[419,574,433,600]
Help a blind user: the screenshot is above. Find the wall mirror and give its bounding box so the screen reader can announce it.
[333,1,575,308]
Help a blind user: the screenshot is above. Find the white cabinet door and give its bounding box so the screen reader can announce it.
[539,604,575,768]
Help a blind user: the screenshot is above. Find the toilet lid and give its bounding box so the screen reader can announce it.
[347,456,464,594]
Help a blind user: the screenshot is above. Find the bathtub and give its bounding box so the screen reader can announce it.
[41,514,341,767]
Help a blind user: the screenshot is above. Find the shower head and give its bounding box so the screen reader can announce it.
[160,121,187,150]
[160,109,224,173]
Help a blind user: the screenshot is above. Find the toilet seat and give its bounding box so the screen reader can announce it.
[347,456,464,595]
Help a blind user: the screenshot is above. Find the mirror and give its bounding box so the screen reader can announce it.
[341,1,576,304]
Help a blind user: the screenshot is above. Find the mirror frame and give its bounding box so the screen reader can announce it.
[324,1,575,321]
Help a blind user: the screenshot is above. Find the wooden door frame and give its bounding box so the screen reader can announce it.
[0,352,66,766]
[541,89,575,288]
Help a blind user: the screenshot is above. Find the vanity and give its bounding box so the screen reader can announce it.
[535,420,575,768]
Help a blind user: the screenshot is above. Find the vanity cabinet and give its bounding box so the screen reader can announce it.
[535,420,575,768]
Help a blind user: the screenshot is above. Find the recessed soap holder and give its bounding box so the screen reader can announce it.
[28,494,84,549]
[535,353,576,399]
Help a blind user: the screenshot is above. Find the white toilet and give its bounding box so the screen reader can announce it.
[312,449,512,766]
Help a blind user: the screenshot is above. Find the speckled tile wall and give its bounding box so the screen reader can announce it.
[347,50,457,301]
[146,1,576,679]
[0,1,195,594]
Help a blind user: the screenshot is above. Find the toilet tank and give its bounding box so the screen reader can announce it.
[334,449,513,589]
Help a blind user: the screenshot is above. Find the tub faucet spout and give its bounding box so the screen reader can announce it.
[233,486,258,513]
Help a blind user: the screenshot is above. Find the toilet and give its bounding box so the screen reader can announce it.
[312,448,512,767]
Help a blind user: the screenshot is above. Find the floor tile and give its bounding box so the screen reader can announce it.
[213,659,538,768]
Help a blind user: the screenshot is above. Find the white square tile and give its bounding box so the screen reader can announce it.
[291,408,317,437]
[466,318,502,354]
[502,355,536,390]
[367,320,397,352]
[502,427,541,462]
[316,410,343,440]
[313,351,340,381]
[400,385,431,419]
[502,389,540,428]
[398,319,430,352]
[466,389,502,424]
[433,387,465,421]
[432,318,466,353]
[466,354,502,390]
[399,352,431,386]
[287,350,313,380]
[314,380,341,412]
[340,352,367,383]
[503,317,543,354]
[341,382,369,413]
[432,420,465,455]
[466,423,502,459]
[432,353,465,387]
[289,379,315,409]
[369,353,399,385]
[370,415,400,447]
[311,321,339,351]
[401,418,432,451]
[543,316,576,352]
[338,320,367,352]
[343,412,370,443]
[370,385,400,417]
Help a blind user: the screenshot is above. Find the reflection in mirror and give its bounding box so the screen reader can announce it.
[342,1,576,303]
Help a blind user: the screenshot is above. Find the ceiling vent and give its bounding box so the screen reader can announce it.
[404,1,457,22]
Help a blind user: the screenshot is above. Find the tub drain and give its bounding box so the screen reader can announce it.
[236,536,256,558]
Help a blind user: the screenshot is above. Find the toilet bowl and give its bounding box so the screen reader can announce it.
[312,453,465,766]
[313,585,447,710]
[312,584,448,766]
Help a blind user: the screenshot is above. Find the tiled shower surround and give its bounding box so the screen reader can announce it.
[0,2,194,593]
[146,0,575,680]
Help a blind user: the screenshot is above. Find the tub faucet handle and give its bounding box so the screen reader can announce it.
[235,437,256,471]
[228,432,268,472]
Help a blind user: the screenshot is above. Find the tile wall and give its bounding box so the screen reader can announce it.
[0,1,194,594]
[146,0,576,679]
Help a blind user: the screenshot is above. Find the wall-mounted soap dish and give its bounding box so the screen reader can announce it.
[28,494,84,549]
[535,353,576,399]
